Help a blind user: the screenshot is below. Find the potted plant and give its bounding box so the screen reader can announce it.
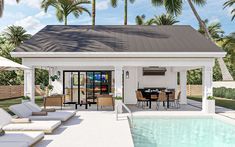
[40,83,54,97]
[115,96,123,113]
[50,75,59,82]
[21,96,30,103]
[206,96,215,113]
[47,85,54,96]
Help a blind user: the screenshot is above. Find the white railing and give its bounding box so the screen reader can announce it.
[116,102,134,128]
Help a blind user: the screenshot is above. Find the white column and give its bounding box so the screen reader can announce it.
[202,66,213,112]
[180,71,187,104]
[114,66,123,97]
[24,67,35,102]
[48,67,53,85]
[114,66,123,113]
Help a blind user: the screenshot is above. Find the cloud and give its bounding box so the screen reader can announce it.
[14,13,46,34]
[208,18,220,24]
[96,0,109,10]
[35,11,52,19]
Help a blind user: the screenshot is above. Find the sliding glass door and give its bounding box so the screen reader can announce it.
[63,72,79,103]
[63,71,112,105]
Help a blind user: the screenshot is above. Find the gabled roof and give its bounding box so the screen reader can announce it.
[14,25,223,53]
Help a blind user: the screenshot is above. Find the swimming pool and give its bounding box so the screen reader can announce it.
[131,116,235,147]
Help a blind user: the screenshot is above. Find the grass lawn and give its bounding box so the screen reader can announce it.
[188,96,235,110]
[0,96,43,114]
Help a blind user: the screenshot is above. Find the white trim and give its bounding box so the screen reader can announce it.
[11,52,226,58]
[22,57,215,67]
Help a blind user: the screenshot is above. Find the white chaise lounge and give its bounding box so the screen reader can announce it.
[0,108,61,134]
[0,142,28,147]
[9,103,76,122]
[0,131,44,147]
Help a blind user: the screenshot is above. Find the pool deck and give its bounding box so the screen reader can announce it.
[35,111,134,147]
[34,99,235,147]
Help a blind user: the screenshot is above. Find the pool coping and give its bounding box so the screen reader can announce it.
[130,111,235,126]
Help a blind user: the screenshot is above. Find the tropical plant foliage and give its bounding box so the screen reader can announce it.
[150,14,179,25]
[41,0,91,25]
[198,19,224,41]
[0,27,48,86]
[135,14,179,25]
[4,26,31,47]
[223,0,235,21]
[213,87,235,99]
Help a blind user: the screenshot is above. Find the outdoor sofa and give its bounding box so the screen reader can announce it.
[0,108,61,134]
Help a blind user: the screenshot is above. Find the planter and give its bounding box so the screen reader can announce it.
[21,99,30,103]
[205,100,215,113]
[115,99,123,113]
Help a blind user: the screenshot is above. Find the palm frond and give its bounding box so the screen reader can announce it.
[153,13,179,25]
[151,0,163,6]
[41,0,91,25]
[135,15,144,25]
[129,0,135,4]
[191,0,206,6]
[164,0,183,16]
[110,0,118,7]
[3,25,31,46]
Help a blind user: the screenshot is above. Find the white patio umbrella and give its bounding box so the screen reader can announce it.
[0,56,30,71]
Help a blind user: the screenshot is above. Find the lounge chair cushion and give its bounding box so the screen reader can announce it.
[29,111,76,122]
[9,104,32,118]
[42,108,56,112]
[3,120,61,134]
[0,108,61,134]
[0,142,28,147]
[24,102,56,112]
[0,131,44,146]
[32,111,48,116]
[0,108,12,127]
[23,102,42,112]
[11,118,31,123]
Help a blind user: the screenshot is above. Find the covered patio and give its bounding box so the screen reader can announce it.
[18,55,216,112]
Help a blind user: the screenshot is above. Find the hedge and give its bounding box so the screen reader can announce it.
[213,87,235,99]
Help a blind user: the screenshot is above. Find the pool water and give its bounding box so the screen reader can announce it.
[131,117,235,147]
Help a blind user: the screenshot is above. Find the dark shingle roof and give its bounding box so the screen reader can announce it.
[14,25,223,52]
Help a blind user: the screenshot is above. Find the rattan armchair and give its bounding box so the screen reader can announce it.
[44,94,64,109]
[135,91,149,108]
[97,95,114,110]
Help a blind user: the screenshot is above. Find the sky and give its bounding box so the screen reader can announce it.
[0,0,234,35]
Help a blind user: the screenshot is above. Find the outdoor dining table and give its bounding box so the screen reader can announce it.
[144,90,158,109]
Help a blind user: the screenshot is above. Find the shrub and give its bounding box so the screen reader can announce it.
[213,87,235,99]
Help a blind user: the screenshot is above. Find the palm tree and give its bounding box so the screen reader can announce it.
[198,19,224,41]
[3,25,31,47]
[110,0,135,25]
[151,0,233,81]
[151,14,179,25]
[92,0,95,26]
[41,0,91,25]
[223,0,235,21]
[135,14,146,25]
[0,0,20,17]
[223,33,235,73]
[136,14,178,26]
[151,0,211,39]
